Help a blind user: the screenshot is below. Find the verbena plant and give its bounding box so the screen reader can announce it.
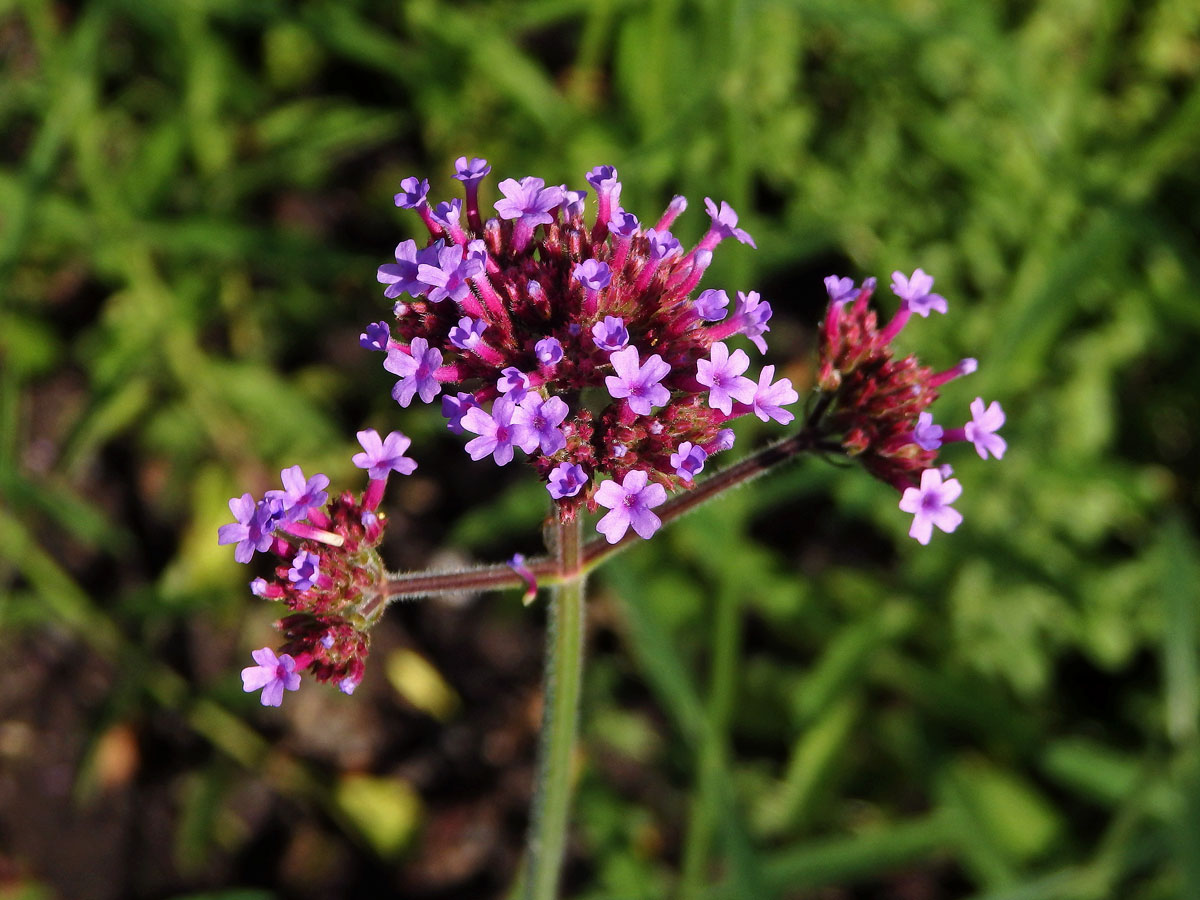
[219,158,1005,898]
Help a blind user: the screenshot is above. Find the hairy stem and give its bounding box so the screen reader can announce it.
[380,424,837,605]
[524,516,586,900]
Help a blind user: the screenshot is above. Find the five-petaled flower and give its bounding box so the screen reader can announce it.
[241,647,302,707]
[899,468,964,545]
[594,470,668,543]
[605,347,671,416]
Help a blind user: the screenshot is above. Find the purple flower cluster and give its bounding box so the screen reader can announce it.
[217,430,418,704]
[816,271,1007,543]
[372,160,800,542]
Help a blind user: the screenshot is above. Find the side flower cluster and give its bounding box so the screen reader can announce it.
[369,159,799,543]
[219,430,417,705]
[816,271,1007,544]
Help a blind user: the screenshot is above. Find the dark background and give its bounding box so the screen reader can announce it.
[3,1,1200,898]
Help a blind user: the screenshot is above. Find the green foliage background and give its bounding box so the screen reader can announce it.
[2,0,1199,898]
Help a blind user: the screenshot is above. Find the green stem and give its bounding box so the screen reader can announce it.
[524,515,587,900]
[679,581,742,898]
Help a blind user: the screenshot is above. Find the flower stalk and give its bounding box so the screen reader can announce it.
[524,516,587,900]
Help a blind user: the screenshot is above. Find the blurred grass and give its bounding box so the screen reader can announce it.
[2,0,1200,898]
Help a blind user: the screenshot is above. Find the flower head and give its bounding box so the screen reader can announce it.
[369,159,804,540]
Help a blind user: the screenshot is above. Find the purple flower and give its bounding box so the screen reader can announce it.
[573,259,612,292]
[515,394,569,455]
[891,269,948,317]
[384,338,443,407]
[912,412,944,451]
[586,165,621,195]
[548,462,587,499]
[824,275,858,304]
[431,198,462,230]
[608,209,640,239]
[670,442,707,482]
[731,291,773,353]
[267,465,330,522]
[441,392,481,434]
[494,177,564,226]
[250,577,270,598]
[712,428,736,452]
[393,176,430,209]
[646,228,681,261]
[508,552,539,605]
[352,428,417,478]
[963,398,1006,460]
[218,494,281,564]
[466,238,489,267]
[461,396,535,466]
[696,342,756,415]
[417,243,483,304]
[560,188,587,218]
[591,316,629,351]
[605,346,672,415]
[898,468,963,545]
[449,316,488,351]
[453,156,491,184]
[497,367,530,403]
[377,240,435,299]
[694,288,730,321]
[751,365,799,424]
[594,470,667,543]
[359,320,391,352]
[703,198,756,248]
[287,549,321,591]
[535,337,564,366]
[241,647,301,707]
